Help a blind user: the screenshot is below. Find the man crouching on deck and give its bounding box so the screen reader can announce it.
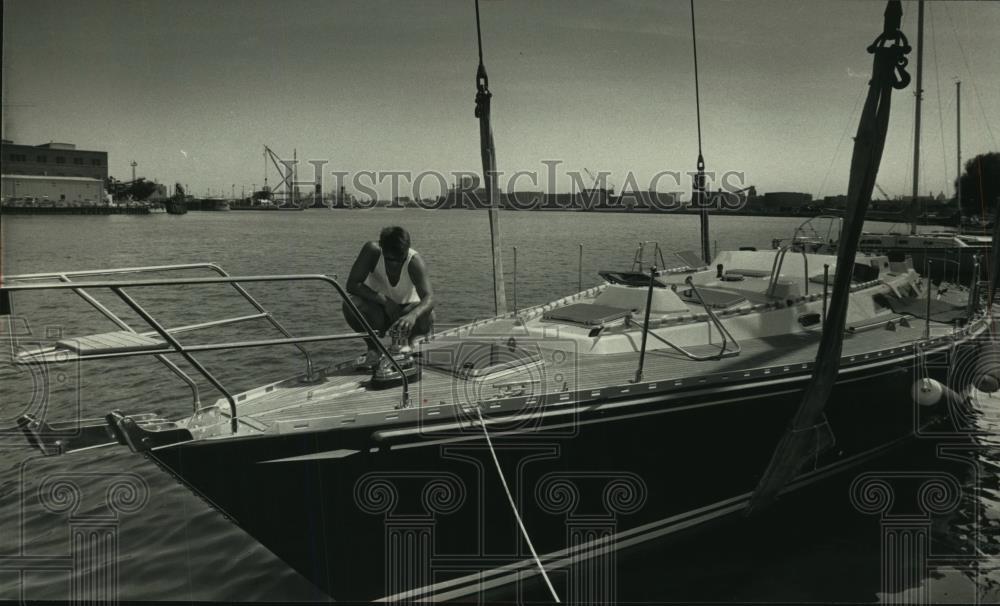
[343,226,435,368]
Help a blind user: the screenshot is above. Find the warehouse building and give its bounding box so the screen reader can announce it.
[2,139,108,205]
[2,140,108,181]
[1,174,105,205]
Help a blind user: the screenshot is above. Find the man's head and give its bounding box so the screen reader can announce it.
[379,226,411,262]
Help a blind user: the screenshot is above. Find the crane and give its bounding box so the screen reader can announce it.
[262,145,297,204]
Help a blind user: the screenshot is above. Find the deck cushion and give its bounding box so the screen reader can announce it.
[873,293,968,323]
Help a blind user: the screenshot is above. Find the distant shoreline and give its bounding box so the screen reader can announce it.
[309,204,962,226]
[1,201,968,228]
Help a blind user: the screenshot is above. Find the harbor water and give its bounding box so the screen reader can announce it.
[1,210,997,602]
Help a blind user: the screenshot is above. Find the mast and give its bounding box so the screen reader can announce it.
[473,0,508,315]
[909,0,924,235]
[690,0,710,264]
[956,80,962,232]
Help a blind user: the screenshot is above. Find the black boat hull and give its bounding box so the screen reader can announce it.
[147,345,972,601]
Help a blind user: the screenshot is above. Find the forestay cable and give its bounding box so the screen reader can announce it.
[474,406,561,602]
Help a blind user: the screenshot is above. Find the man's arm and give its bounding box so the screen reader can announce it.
[345,241,387,305]
[392,255,435,333]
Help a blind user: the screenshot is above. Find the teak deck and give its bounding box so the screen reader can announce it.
[229,316,948,431]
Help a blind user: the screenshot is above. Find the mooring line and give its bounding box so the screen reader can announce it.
[474,405,561,602]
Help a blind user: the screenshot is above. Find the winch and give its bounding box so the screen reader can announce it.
[369,326,421,390]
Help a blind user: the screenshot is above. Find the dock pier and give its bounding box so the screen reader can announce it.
[1,205,151,215]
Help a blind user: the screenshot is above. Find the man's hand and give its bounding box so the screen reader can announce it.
[391,312,416,336]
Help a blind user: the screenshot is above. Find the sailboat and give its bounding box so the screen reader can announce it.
[3,2,996,602]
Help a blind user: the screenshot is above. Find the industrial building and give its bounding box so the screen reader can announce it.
[1,174,104,205]
[2,140,108,181]
[1,139,108,206]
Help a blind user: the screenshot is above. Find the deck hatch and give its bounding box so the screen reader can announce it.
[677,288,747,309]
[542,303,631,326]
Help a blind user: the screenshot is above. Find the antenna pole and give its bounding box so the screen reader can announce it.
[690,0,710,263]
[909,0,924,235]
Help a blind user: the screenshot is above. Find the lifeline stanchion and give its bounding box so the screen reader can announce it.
[925,259,933,339]
[513,246,518,315]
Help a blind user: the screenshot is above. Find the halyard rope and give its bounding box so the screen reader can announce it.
[474,405,561,602]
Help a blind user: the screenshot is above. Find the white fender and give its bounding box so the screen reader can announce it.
[912,378,949,407]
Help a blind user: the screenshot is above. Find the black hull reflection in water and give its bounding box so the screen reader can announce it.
[148,356,961,601]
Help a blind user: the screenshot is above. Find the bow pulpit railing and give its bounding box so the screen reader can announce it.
[1,264,411,434]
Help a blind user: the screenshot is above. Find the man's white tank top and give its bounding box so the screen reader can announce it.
[364,247,421,304]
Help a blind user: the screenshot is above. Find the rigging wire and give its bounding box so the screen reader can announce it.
[474,406,561,603]
[816,86,867,198]
[885,109,919,235]
[892,114,916,234]
[943,3,997,149]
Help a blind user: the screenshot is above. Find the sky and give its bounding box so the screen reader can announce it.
[3,0,999,199]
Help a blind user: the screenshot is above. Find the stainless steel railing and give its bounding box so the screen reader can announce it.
[767,245,810,297]
[7,263,318,382]
[1,266,411,432]
[631,269,741,381]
